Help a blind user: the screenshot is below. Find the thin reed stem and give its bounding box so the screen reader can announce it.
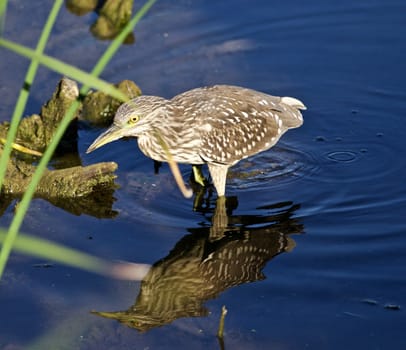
[0,0,157,278]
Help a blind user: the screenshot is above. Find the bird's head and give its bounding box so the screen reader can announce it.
[86,96,168,153]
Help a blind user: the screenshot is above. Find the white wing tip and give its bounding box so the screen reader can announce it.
[281,96,307,110]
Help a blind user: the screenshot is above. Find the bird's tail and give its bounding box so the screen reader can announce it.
[279,96,306,129]
[281,96,306,110]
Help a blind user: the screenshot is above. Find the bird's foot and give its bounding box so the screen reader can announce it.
[191,165,207,187]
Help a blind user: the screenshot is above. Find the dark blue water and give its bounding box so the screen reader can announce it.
[1,1,405,349]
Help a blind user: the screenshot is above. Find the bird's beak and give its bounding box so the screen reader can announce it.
[86,124,123,153]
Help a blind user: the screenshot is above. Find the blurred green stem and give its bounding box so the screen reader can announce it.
[0,0,7,35]
[0,0,157,278]
[0,0,63,190]
[0,0,64,278]
[0,229,150,280]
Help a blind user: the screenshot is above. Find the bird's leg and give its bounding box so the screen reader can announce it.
[192,165,206,186]
[207,163,228,197]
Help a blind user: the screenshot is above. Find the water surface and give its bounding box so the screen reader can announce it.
[1,0,405,349]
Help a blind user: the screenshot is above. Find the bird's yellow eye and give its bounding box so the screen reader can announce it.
[128,115,139,124]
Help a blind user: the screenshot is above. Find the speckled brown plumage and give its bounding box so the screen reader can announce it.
[87,85,306,196]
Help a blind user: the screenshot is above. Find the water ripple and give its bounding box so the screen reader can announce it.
[303,140,404,184]
[325,150,357,163]
[228,142,319,191]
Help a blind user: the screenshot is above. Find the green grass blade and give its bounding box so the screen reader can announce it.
[0,229,150,280]
[0,0,64,277]
[0,38,129,101]
[0,0,63,191]
[91,0,157,77]
[0,100,81,279]
[0,0,7,35]
[0,229,105,274]
[0,0,157,279]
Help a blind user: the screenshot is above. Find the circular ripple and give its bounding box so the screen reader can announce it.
[227,138,405,189]
[301,140,404,185]
[325,150,357,163]
[228,142,320,191]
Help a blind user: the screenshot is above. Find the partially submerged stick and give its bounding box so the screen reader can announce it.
[217,305,228,339]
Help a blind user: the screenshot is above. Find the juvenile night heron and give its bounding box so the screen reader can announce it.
[86,85,306,196]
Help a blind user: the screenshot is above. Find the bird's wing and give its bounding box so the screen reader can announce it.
[173,85,301,165]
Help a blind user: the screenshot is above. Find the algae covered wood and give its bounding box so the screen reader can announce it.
[0,77,139,217]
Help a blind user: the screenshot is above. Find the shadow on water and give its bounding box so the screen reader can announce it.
[0,186,118,218]
[92,198,303,331]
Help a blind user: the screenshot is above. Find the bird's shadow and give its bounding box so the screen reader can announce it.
[92,196,304,332]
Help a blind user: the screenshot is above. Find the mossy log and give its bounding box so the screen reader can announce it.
[66,0,135,42]
[0,77,140,217]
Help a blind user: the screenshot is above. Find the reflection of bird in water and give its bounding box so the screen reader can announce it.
[93,199,303,331]
[87,85,305,196]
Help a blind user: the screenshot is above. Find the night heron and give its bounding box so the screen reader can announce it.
[86,85,306,196]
